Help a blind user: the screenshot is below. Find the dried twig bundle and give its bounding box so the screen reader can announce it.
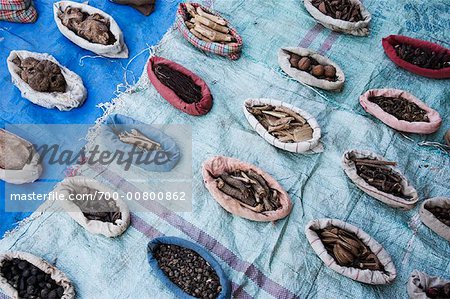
[369,96,429,123]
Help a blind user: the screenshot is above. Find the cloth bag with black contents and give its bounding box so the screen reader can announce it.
[420,197,450,242]
[407,270,450,299]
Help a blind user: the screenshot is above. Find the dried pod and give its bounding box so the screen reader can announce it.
[305,218,397,285]
[359,89,441,134]
[420,197,450,242]
[311,65,325,77]
[53,176,131,237]
[408,270,450,299]
[342,149,419,210]
[324,65,336,77]
[297,57,311,71]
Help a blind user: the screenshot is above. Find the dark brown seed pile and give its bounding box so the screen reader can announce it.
[369,96,429,122]
[394,43,450,70]
[154,244,222,299]
[153,63,202,104]
[73,187,121,223]
[425,283,450,298]
[311,0,363,22]
[426,205,450,227]
[0,258,65,299]
[288,52,337,81]
[13,57,67,93]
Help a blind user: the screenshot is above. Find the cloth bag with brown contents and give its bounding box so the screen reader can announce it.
[420,197,450,242]
[407,270,450,299]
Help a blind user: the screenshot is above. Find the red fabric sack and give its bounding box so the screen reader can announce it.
[147,56,213,116]
[382,35,450,79]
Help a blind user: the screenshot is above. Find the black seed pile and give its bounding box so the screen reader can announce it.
[0,258,64,299]
[394,43,450,70]
[153,63,202,104]
[426,205,450,227]
[369,96,429,122]
[153,244,222,299]
[73,187,121,223]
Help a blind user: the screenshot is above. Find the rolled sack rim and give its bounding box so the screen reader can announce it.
[419,197,450,242]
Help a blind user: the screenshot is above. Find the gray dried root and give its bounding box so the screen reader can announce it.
[118,129,162,151]
[73,186,122,223]
[0,130,32,170]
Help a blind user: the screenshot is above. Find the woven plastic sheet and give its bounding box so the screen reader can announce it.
[0,0,449,298]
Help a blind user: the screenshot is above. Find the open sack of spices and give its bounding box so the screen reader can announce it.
[147,56,213,116]
[303,0,371,36]
[97,114,181,172]
[53,1,128,58]
[109,0,155,16]
[0,129,42,185]
[243,98,323,153]
[305,218,397,285]
[0,0,37,23]
[147,237,231,299]
[359,89,442,134]
[342,149,419,210]
[7,50,87,111]
[53,176,131,238]
[382,35,450,79]
[278,47,345,91]
[175,2,243,60]
[408,270,450,299]
[419,197,450,242]
[0,251,75,299]
[202,156,293,222]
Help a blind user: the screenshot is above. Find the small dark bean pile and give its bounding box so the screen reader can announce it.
[73,187,121,223]
[369,96,429,122]
[311,0,363,22]
[288,52,337,81]
[394,43,450,70]
[13,57,67,93]
[425,283,450,298]
[426,205,450,227]
[0,258,64,299]
[153,63,202,104]
[153,244,222,299]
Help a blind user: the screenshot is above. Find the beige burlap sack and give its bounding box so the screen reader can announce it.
[0,251,75,299]
[407,270,450,299]
[420,197,450,242]
[305,218,397,285]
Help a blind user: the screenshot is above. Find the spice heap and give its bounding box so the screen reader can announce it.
[425,205,450,227]
[12,57,66,93]
[394,44,450,70]
[72,186,121,223]
[0,258,65,299]
[118,129,162,151]
[369,96,429,122]
[59,7,116,45]
[153,63,202,104]
[316,226,384,271]
[288,52,337,81]
[154,244,222,299]
[215,170,281,212]
[246,103,313,143]
[424,283,450,298]
[311,0,363,22]
[183,3,235,44]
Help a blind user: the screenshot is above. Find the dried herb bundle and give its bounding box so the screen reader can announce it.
[311,0,363,22]
[215,170,281,213]
[369,96,429,122]
[59,7,116,45]
[12,57,66,93]
[246,104,313,143]
[424,283,450,298]
[154,64,202,104]
[73,186,121,223]
[154,244,222,299]
[118,129,162,151]
[0,258,65,299]
[316,226,384,271]
[394,43,450,70]
[288,52,337,81]
[426,206,450,227]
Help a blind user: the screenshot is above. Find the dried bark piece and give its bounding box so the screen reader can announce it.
[369,96,429,123]
[193,23,234,43]
[118,128,162,151]
[420,197,450,242]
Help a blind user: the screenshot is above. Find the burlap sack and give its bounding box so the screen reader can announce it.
[53,1,128,58]
[202,156,293,222]
[342,149,419,210]
[407,270,450,299]
[243,98,323,153]
[0,251,75,299]
[359,89,442,134]
[303,0,371,36]
[0,129,42,184]
[7,50,87,111]
[278,47,345,91]
[305,218,397,285]
[420,197,450,242]
[53,176,131,237]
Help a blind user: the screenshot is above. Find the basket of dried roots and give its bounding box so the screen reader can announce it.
[420,197,450,242]
[408,270,450,299]
[202,156,293,222]
[305,218,397,285]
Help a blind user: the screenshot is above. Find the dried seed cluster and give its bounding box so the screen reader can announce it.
[72,186,122,223]
[288,52,337,81]
[317,226,384,271]
[394,43,450,70]
[369,96,429,123]
[311,0,363,22]
[183,3,235,44]
[12,57,66,93]
[59,7,116,45]
[424,283,450,298]
[0,258,65,299]
[154,244,222,299]
[118,129,162,152]
[215,170,281,213]
[426,205,450,227]
[246,104,313,143]
[153,63,202,104]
